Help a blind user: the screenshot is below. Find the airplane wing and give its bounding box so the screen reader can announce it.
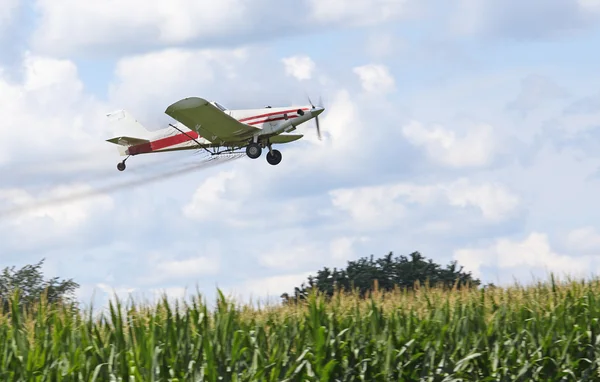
[165,97,260,144]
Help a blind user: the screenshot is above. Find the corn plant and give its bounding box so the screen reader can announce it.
[1,276,600,380]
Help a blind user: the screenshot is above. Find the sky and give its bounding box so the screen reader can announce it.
[2,0,600,308]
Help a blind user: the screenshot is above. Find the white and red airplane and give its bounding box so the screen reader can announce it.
[106,96,325,171]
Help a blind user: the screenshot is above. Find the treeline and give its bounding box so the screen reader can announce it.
[0,251,481,309]
[281,251,481,303]
[0,259,78,313]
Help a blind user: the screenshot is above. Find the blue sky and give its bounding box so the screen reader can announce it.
[2,0,600,307]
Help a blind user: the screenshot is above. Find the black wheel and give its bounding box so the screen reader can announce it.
[117,162,126,171]
[266,149,282,165]
[246,143,262,159]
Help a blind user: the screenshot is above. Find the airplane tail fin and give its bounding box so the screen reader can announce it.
[105,110,154,156]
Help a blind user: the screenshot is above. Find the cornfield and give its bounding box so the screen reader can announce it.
[2,276,600,381]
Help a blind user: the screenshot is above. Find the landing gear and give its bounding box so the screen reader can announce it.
[117,156,129,171]
[246,143,262,159]
[245,141,282,165]
[266,149,282,165]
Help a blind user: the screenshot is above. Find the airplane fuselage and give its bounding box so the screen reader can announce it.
[137,105,322,153]
[106,98,325,170]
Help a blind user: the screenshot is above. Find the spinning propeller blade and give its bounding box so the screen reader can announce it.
[307,95,324,140]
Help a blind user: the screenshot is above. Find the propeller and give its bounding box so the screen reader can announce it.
[307,95,324,140]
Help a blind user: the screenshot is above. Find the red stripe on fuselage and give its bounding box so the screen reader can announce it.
[238,108,309,122]
[151,131,199,150]
[247,115,299,126]
[128,131,200,155]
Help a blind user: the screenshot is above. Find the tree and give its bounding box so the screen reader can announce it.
[282,251,480,303]
[0,258,79,312]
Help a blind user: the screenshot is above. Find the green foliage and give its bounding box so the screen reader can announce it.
[1,277,600,380]
[0,258,79,313]
[283,251,480,303]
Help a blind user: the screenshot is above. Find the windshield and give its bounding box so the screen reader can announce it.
[213,102,227,111]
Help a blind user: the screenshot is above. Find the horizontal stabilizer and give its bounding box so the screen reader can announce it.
[106,136,150,146]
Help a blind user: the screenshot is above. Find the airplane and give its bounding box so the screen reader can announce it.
[106,96,325,171]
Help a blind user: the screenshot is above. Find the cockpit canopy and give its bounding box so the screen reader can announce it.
[211,101,228,111]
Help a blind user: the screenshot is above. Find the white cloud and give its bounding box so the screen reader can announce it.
[330,186,408,230]
[454,232,597,281]
[330,236,369,261]
[443,179,520,222]
[230,271,314,303]
[307,89,362,149]
[282,55,316,81]
[149,287,189,302]
[258,243,326,271]
[0,52,116,172]
[0,183,114,229]
[402,120,497,168]
[308,0,411,25]
[566,227,600,254]
[353,64,396,95]
[0,54,119,246]
[108,48,250,119]
[31,0,250,54]
[182,170,242,222]
[96,283,136,296]
[30,0,415,56]
[330,178,520,229]
[157,256,220,278]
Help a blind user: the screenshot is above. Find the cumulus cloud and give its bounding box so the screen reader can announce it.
[0,53,126,252]
[230,271,314,303]
[308,0,413,25]
[31,0,251,55]
[182,170,244,224]
[454,232,598,282]
[329,178,520,231]
[353,64,396,95]
[443,179,520,221]
[282,55,316,81]
[259,243,326,271]
[108,47,251,121]
[0,184,113,227]
[566,227,600,254]
[157,256,221,278]
[401,121,497,168]
[330,236,370,261]
[330,185,408,230]
[30,0,415,56]
[0,52,118,174]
